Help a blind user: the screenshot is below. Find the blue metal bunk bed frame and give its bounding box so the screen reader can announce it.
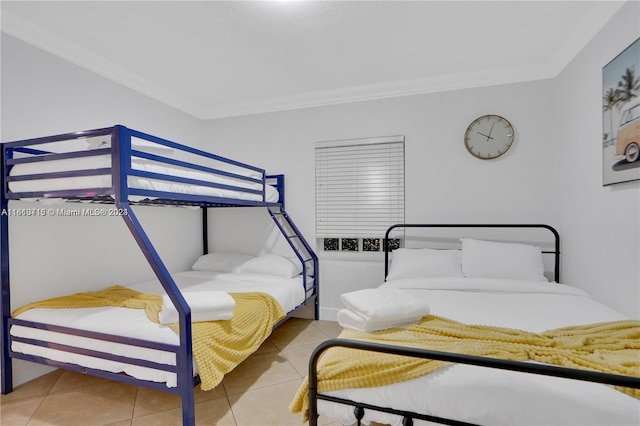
[0,125,318,425]
[306,224,640,426]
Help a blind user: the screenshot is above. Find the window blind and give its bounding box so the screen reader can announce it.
[315,136,405,239]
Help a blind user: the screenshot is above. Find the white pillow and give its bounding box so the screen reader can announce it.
[387,248,462,280]
[460,239,547,281]
[192,252,253,273]
[233,253,302,278]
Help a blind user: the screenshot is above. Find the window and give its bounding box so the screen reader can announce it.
[315,135,405,252]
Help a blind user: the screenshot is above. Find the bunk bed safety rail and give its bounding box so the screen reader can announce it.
[2,127,114,201]
[9,317,182,376]
[3,125,275,207]
[266,174,285,206]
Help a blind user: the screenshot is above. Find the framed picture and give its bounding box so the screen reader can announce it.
[602,37,640,186]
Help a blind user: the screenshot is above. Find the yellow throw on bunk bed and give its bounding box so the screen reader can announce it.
[290,314,640,420]
[12,285,285,391]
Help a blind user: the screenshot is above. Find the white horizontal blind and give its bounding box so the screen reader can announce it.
[316,136,405,239]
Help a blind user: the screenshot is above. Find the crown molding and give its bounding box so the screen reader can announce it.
[1,10,204,118]
[200,63,557,119]
[2,2,627,121]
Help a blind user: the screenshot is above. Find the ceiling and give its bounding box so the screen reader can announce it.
[1,1,627,120]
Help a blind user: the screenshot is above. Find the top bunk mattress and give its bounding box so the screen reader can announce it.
[3,126,280,206]
[8,152,279,204]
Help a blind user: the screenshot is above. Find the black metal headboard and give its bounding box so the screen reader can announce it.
[384,224,560,283]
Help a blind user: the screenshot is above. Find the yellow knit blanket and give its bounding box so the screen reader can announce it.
[290,315,640,419]
[12,285,286,391]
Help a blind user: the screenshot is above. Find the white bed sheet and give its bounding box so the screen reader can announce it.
[9,155,279,203]
[10,270,305,387]
[320,278,640,426]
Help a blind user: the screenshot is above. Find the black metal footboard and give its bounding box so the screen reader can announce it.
[308,338,640,426]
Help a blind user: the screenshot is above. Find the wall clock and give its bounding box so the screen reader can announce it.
[464,115,514,160]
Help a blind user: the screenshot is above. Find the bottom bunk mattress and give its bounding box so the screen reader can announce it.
[292,278,640,426]
[10,270,306,389]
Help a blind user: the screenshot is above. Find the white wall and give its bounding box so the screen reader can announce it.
[553,1,639,318]
[202,81,558,318]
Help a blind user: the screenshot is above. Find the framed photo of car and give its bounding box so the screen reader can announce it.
[602,37,640,186]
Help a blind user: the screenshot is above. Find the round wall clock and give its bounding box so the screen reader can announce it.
[464,115,514,160]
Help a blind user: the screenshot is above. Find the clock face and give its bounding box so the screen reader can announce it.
[464,115,514,160]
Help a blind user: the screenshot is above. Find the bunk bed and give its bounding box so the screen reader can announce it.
[293,224,640,426]
[1,125,318,426]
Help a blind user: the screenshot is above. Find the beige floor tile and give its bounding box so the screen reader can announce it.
[0,395,44,426]
[49,370,114,394]
[132,386,183,418]
[0,370,61,404]
[228,379,304,426]
[281,317,315,328]
[270,321,332,350]
[194,383,226,402]
[253,338,279,355]
[312,320,343,338]
[28,381,137,426]
[281,341,322,377]
[103,420,132,426]
[132,408,183,426]
[223,350,302,396]
[131,396,235,426]
[132,383,224,418]
[193,397,237,426]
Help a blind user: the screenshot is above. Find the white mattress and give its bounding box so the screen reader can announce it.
[8,154,279,203]
[320,278,640,426]
[10,270,305,387]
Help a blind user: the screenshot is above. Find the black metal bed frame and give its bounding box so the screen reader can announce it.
[383,223,560,283]
[307,223,640,426]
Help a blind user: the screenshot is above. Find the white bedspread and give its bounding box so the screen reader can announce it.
[320,277,639,426]
[10,270,305,387]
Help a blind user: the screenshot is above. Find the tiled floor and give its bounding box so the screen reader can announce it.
[0,318,344,426]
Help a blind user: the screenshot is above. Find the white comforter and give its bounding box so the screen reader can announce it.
[10,270,305,387]
[320,278,639,426]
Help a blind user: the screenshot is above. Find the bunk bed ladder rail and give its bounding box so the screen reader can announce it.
[267,205,319,320]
